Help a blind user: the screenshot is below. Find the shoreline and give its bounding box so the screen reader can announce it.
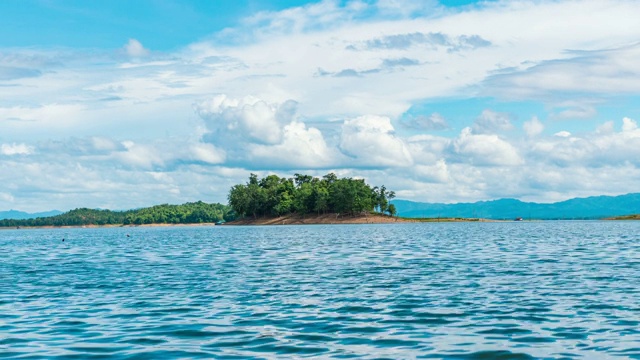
[3,215,635,229]
[224,213,487,225]
[1,214,489,229]
[0,223,219,230]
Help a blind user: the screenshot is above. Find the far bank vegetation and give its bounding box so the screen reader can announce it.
[0,202,231,227]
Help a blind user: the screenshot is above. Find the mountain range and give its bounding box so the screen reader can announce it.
[392,193,640,220]
[0,210,63,220]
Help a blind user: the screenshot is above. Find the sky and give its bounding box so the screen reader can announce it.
[1,0,639,212]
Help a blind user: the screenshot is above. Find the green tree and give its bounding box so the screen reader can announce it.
[388,203,397,217]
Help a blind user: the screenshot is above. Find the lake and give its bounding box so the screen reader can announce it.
[1,222,639,359]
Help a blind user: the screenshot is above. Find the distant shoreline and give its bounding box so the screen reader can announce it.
[1,223,219,230]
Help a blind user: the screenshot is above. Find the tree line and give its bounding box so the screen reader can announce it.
[228,173,396,218]
[0,201,232,227]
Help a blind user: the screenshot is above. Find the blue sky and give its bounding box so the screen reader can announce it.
[1,0,639,212]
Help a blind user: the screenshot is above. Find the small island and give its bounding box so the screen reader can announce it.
[225,173,483,225]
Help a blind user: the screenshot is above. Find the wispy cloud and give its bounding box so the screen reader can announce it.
[349,32,491,52]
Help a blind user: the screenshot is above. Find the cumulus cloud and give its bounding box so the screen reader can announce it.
[340,115,412,167]
[529,117,640,167]
[412,159,450,183]
[250,121,335,168]
[196,95,295,145]
[124,39,150,58]
[523,116,544,137]
[195,94,338,169]
[1,143,34,155]
[622,117,638,132]
[472,109,513,133]
[188,143,226,165]
[450,127,522,166]
[112,139,227,170]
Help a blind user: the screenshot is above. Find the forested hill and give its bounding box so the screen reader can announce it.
[0,202,232,227]
[392,193,640,220]
[228,173,396,218]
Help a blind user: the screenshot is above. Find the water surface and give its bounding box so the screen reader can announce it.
[1,221,639,359]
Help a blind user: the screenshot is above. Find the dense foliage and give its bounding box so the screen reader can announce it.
[228,173,395,218]
[0,201,232,227]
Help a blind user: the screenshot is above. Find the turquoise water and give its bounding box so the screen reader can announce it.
[1,222,639,359]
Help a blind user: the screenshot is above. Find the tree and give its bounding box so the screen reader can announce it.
[387,204,397,217]
[228,184,250,218]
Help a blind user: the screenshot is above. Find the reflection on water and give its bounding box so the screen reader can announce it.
[1,221,639,359]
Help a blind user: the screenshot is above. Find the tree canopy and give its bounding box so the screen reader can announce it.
[228,173,395,218]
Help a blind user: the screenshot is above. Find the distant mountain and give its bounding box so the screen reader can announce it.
[0,210,63,220]
[392,193,640,220]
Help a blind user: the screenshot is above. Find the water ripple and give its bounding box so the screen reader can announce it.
[1,221,640,358]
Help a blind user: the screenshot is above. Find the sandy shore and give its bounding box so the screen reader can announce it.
[225,213,484,225]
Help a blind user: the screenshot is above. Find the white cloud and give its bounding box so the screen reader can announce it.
[340,115,412,167]
[523,116,544,137]
[403,113,449,131]
[622,117,638,132]
[115,141,166,170]
[484,43,640,100]
[250,120,336,168]
[451,127,522,166]
[554,131,571,138]
[529,117,640,167]
[0,192,14,202]
[196,95,294,145]
[1,143,33,155]
[472,109,513,133]
[124,39,150,58]
[412,159,450,183]
[595,120,614,134]
[551,103,597,120]
[195,94,339,169]
[189,143,226,164]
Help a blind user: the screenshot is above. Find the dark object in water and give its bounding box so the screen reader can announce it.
[515,217,523,221]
